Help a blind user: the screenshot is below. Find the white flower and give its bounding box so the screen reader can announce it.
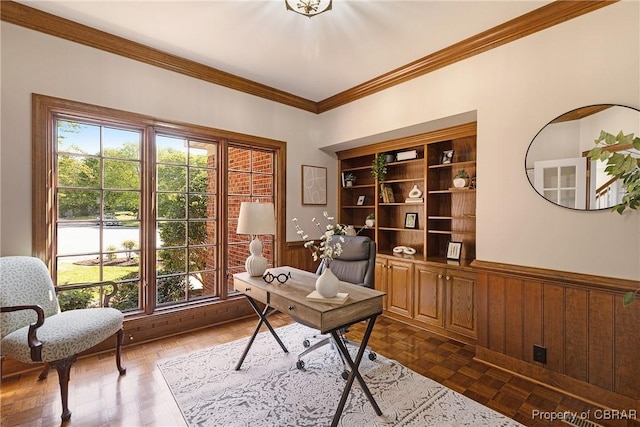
[292,214,363,264]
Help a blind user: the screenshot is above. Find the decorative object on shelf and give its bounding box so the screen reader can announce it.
[344,225,357,236]
[587,129,640,214]
[469,176,477,189]
[441,149,454,164]
[356,195,365,206]
[237,202,276,276]
[406,185,424,203]
[396,150,418,161]
[302,165,327,205]
[285,0,332,18]
[453,169,469,188]
[381,184,395,203]
[343,172,356,187]
[385,153,396,163]
[446,241,463,260]
[404,212,418,229]
[393,246,416,255]
[365,214,375,227]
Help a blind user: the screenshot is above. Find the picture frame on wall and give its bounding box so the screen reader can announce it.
[446,241,463,260]
[301,165,327,205]
[404,212,418,229]
[356,195,365,206]
[441,149,454,164]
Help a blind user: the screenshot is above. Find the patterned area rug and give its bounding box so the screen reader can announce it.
[158,323,522,426]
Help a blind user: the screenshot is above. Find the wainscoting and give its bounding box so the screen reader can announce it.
[473,260,640,411]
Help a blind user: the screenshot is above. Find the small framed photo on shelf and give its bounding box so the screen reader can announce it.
[356,195,365,206]
[441,149,454,164]
[404,212,418,229]
[446,241,463,260]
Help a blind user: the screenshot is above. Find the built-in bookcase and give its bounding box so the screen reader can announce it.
[337,122,476,262]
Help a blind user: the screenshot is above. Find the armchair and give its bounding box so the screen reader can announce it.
[296,236,377,377]
[0,256,126,421]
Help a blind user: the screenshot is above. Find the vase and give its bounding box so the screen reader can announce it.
[316,266,339,298]
[453,178,467,188]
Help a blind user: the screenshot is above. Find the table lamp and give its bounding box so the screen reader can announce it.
[236,201,275,276]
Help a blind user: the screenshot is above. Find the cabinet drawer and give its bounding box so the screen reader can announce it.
[269,293,321,329]
[233,279,268,304]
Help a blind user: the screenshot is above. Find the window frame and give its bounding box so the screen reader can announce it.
[33,93,286,316]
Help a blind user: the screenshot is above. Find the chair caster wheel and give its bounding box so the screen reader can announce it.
[368,352,377,361]
[302,339,310,348]
[296,360,305,370]
[341,370,350,380]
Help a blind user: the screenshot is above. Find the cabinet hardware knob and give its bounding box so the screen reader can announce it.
[288,305,295,311]
[438,274,443,279]
[245,287,251,291]
[445,276,451,280]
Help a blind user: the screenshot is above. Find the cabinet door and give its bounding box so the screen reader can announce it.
[445,269,477,339]
[374,258,388,309]
[387,259,413,318]
[414,264,444,327]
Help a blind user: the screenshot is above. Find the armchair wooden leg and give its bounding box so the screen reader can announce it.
[38,363,51,380]
[116,328,126,375]
[50,355,77,421]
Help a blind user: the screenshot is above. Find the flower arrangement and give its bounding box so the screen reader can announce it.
[293,212,365,265]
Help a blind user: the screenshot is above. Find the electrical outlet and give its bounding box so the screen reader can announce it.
[533,344,547,364]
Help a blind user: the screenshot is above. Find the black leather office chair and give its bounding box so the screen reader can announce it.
[296,235,377,378]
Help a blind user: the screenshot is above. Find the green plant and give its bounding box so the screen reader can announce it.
[106,245,117,261]
[366,213,375,220]
[371,153,388,183]
[454,169,469,179]
[344,173,356,182]
[623,289,640,306]
[587,130,640,214]
[122,239,137,260]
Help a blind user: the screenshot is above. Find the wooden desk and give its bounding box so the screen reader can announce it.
[233,266,385,427]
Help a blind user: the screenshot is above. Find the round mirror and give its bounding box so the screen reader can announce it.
[525,104,640,210]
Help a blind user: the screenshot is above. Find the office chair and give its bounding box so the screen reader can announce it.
[296,235,377,379]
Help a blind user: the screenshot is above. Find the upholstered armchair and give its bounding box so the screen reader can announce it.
[0,256,126,421]
[296,235,377,376]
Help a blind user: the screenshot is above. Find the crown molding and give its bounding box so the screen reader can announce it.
[2,1,616,114]
[316,0,616,113]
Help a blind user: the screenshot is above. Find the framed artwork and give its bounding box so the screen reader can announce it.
[356,195,365,206]
[301,165,327,205]
[446,241,463,260]
[404,212,418,229]
[441,149,454,164]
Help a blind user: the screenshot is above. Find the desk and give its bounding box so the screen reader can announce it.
[233,266,385,427]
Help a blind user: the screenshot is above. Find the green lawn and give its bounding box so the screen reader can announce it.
[57,262,138,285]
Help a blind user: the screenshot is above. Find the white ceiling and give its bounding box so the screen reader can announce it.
[17,0,550,102]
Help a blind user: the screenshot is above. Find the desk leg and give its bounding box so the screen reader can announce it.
[235,296,289,371]
[329,315,382,427]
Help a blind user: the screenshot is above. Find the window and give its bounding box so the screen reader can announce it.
[33,95,284,315]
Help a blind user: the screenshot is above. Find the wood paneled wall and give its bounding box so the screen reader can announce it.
[473,260,640,410]
[282,241,320,273]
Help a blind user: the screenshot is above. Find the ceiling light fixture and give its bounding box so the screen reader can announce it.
[285,0,332,18]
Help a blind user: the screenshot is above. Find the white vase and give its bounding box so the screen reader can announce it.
[316,267,339,298]
[453,178,467,188]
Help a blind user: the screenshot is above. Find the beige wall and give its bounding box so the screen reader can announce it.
[318,2,640,281]
[1,1,639,280]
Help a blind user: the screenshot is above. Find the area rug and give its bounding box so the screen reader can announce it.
[158,323,522,426]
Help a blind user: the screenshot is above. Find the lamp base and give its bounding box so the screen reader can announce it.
[245,236,268,277]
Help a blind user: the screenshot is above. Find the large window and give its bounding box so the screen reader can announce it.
[33,95,284,315]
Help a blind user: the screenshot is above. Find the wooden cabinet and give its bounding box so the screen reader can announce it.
[414,263,444,327]
[384,258,414,318]
[444,268,476,339]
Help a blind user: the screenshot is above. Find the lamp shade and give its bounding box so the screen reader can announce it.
[237,202,275,236]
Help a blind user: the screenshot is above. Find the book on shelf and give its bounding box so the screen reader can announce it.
[381,184,395,203]
[405,197,424,203]
[306,291,349,304]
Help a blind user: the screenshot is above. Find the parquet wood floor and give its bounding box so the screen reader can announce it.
[1,314,638,427]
